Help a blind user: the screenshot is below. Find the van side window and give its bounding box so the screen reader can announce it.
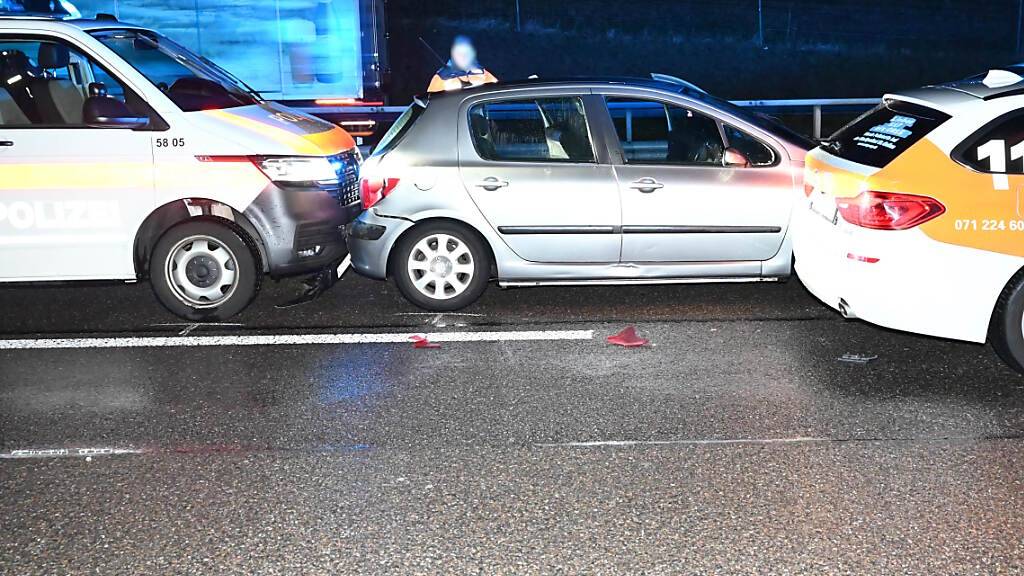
[469,97,595,163]
[0,39,137,127]
[606,98,725,166]
[957,114,1024,175]
[724,125,777,167]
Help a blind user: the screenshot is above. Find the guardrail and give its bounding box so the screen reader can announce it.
[297,97,880,141]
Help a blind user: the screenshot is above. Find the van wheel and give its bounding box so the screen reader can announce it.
[150,220,260,321]
[990,269,1024,374]
[392,221,490,311]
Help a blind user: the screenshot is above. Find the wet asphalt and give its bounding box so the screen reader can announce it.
[2,274,1024,575]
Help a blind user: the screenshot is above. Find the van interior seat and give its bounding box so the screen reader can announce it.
[35,43,85,124]
[0,86,29,125]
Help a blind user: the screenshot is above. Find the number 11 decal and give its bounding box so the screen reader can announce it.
[978,138,1024,191]
[978,139,1009,190]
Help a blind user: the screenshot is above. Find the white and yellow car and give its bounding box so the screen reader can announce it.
[0,16,361,319]
[795,69,1024,372]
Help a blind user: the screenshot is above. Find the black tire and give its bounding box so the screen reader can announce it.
[391,221,490,311]
[990,268,1024,374]
[149,219,260,321]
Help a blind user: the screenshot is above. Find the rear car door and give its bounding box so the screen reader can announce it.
[0,35,155,281]
[457,93,621,263]
[601,94,794,264]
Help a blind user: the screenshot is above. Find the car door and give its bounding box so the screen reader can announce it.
[602,94,794,265]
[0,36,155,281]
[457,93,621,263]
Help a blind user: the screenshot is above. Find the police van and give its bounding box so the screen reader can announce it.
[0,16,361,319]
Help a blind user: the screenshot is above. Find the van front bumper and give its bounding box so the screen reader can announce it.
[243,184,362,277]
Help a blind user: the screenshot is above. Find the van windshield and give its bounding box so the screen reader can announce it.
[91,29,260,112]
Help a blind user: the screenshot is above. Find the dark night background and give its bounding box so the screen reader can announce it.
[385,0,1022,103]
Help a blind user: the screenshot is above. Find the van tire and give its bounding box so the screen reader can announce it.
[149,220,260,321]
[990,268,1024,374]
[392,221,490,311]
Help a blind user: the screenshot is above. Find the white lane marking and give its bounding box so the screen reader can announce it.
[0,447,144,459]
[336,254,352,278]
[0,330,594,350]
[536,437,830,448]
[393,312,485,317]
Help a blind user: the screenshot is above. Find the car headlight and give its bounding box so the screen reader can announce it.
[254,156,338,186]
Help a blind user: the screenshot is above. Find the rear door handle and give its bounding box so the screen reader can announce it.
[475,177,509,191]
[0,140,13,147]
[630,178,664,193]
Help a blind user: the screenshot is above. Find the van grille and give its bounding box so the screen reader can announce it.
[329,149,360,206]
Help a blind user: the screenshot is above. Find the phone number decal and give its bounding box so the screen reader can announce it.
[954,219,1024,231]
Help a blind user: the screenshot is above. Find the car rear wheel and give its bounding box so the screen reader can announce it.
[990,268,1024,374]
[150,220,260,321]
[392,222,490,311]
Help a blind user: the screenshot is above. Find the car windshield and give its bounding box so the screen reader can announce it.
[694,91,816,149]
[91,29,260,112]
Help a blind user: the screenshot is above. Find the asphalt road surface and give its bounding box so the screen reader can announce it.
[2,273,1024,575]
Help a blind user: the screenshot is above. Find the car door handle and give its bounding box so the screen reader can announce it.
[630,178,663,193]
[0,140,13,147]
[475,177,509,191]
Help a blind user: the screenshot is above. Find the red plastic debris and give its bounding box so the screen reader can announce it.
[606,326,649,348]
[409,335,441,349]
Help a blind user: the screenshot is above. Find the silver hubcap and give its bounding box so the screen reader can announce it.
[165,235,239,308]
[407,233,475,300]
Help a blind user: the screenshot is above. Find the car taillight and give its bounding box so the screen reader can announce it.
[360,178,400,210]
[836,191,946,230]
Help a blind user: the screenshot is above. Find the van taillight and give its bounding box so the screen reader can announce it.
[360,178,400,210]
[837,191,946,230]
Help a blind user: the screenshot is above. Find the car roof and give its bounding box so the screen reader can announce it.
[0,15,147,32]
[891,67,1024,113]
[426,76,701,101]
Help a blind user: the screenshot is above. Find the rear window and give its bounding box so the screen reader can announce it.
[823,100,950,168]
[468,97,596,164]
[372,102,424,156]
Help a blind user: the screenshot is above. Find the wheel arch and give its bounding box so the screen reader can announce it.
[133,199,268,278]
[386,216,498,280]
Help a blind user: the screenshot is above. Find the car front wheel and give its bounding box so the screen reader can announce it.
[150,220,260,321]
[392,222,490,311]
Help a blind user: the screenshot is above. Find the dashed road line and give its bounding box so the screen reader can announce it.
[0,329,595,350]
[1,447,144,459]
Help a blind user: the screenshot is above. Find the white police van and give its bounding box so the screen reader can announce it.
[0,16,361,319]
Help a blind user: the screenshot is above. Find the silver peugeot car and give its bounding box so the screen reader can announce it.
[348,78,813,310]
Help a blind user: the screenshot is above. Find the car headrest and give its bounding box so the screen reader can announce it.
[38,43,70,69]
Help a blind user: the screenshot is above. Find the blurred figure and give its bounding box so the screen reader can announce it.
[428,35,497,93]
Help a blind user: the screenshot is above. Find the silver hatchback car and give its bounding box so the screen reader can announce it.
[348,78,812,310]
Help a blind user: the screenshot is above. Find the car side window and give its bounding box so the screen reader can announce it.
[468,97,596,163]
[606,97,725,166]
[0,38,137,127]
[956,114,1024,174]
[724,125,777,167]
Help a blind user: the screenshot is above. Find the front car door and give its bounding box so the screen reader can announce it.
[458,91,621,263]
[0,34,156,281]
[600,92,794,266]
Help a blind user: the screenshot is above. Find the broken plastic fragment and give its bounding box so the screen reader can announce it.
[838,353,877,364]
[409,335,441,349]
[607,326,649,348]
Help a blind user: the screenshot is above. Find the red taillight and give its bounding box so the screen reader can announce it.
[360,178,400,209]
[836,191,946,231]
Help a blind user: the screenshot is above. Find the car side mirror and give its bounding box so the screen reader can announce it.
[723,147,750,168]
[83,96,149,129]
